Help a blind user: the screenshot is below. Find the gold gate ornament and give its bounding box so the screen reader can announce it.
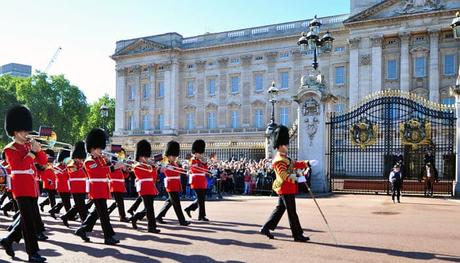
[400,117,431,150]
[349,118,378,149]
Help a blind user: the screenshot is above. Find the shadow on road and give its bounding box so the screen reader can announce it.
[310,241,460,262]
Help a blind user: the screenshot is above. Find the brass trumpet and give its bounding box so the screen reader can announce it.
[27,126,72,151]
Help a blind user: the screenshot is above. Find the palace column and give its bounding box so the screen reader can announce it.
[114,68,126,135]
[429,29,440,102]
[371,35,383,93]
[348,37,360,106]
[164,59,180,134]
[399,32,410,92]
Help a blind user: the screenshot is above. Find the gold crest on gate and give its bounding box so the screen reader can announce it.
[400,117,431,150]
[349,117,378,149]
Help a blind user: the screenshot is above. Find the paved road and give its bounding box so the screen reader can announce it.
[1,194,459,263]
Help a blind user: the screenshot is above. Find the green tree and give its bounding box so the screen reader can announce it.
[80,94,115,139]
[0,75,21,148]
[15,72,89,145]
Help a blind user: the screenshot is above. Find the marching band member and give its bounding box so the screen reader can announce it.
[184,139,210,221]
[260,125,310,242]
[38,149,57,215]
[74,128,122,245]
[49,149,72,216]
[60,141,89,227]
[107,148,129,222]
[0,151,17,216]
[130,140,160,233]
[0,105,48,262]
[156,141,190,226]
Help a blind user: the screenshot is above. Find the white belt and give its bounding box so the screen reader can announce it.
[69,178,87,182]
[136,178,154,192]
[89,178,108,183]
[191,173,206,177]
[110,179,125,183]
[136,178,153,183]
[166,176,180,180]
[11,169,34,175]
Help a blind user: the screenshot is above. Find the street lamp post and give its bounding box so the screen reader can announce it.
[450,12,460,196]
[100,104,109,136]
[297,15,334,70]
[265,81,279,158]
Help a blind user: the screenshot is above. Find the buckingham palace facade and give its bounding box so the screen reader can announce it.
[111,0,460,157]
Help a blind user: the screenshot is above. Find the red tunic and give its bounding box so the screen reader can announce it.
[272,153,307,195]
[67,160,87,194]
[163,162,182,193]
[84,156,111,200]
[3,142,47,198]
[40,164,56,190]
[133,163,158,196]
[189,158,208,190]
[55,163,70,193]
[109,168,128,193]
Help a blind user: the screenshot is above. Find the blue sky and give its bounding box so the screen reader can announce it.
[0,0,349,102]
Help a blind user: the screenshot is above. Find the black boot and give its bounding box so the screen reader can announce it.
[104,236,119,245]
[148,228,161,233]
[294,235,310,242]
[156,217,167,224]
[131,217,138,229]
[28,253,47,262]
[259,227,274,239]
[198,217,209,221]
[0,238,14,258]
[60,215,69,227]
[39,202,46,212]
[75,229,90,242]
[37,232,48,241]
[179,221,191,226]
[184,208,192,218]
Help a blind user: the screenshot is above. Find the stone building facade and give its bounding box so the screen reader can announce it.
[111,0,460,156]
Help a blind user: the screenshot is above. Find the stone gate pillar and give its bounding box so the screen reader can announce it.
[452,70,460,197]
[293,73,336,193]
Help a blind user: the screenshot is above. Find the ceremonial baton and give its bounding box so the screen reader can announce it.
[300,160,338,245]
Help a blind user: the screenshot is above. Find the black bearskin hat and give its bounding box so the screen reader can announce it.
[85,128,107,153]
[4,105,33,137]
[72,141,87,159]
[272,125,290,149]
[192,139,205,154]
[57,149,71,163]
[165,140,180,157]
[135,140,152,161]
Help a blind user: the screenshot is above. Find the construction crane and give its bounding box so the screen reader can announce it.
[44,46,62,73]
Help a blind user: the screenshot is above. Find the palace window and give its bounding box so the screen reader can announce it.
[142,114,150,130]
[187,64,194,69]
[231,76,240,94]
[157,81,165,98]
[231,111,239,128]
[186,112,194,130]
[157,114,164,130]
[335,66,345,85]
[387,59,397,80]
[187,80,194,97]
[334,46,345,52]
[127,115,133,130]
[207,112,217,129]
[444,54,456,76]
[334,103,345,114]
[142,84,150,99]
[255,74,264,92]
[280,72,289,90]
[255,109,264,128]
[442,97,455,105]
[280,107,289,126]
[415,57,426,78]
[128,85,135,100]
[230,58,240,64]
[280,52,290,58]
[255,56,264,61]
[208,78,216,96]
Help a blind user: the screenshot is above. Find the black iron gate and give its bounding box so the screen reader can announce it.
[328,91,456,195]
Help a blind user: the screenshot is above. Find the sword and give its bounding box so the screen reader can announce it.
[298,160,338,245]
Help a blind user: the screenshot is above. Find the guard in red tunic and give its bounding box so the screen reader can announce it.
[184,139,210,221]
[107,148,129,222]
[49,149,72,216]
[38,149,57,215]
[74,128,122,245]
[260,125,309,242]
[0,105,48,262]
[60,141,89,227]
[0,152,17,216]
[156,140,190,225]
[129,140,160,233]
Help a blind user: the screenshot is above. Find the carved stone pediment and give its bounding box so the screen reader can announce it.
[206,103,218,110]
[410,46,430,54]
[183,105,197,111]
[345,0,449,24]
[114,39,168,56]
[250,99,266,107]
[228,102,242,109]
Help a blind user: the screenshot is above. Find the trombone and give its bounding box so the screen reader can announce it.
[27,126,73,151]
